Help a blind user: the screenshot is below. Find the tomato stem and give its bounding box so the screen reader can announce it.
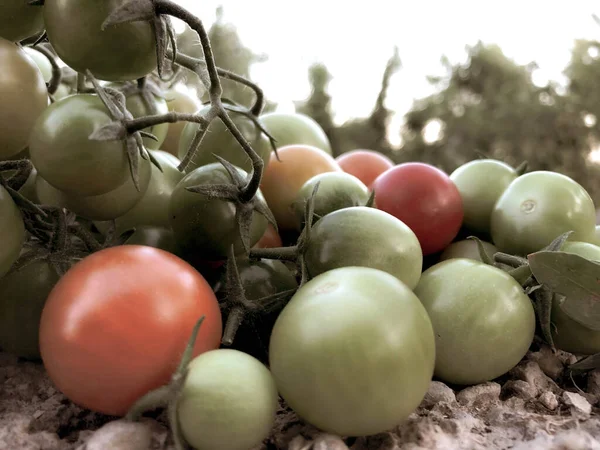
[222,305,245,346]
[249,246,299,262]
[493,252,529,268]
[32,44,62,95]
[126,111,209,134]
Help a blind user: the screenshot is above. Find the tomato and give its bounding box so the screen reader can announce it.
[0,1,44,42]
[414,259,535,385]
[169,163,268,261]
[35,156,151,221]
[178,105,272,174]
[162,86,202,157]
[39,246,222,416]
[0,38,48,160]
[335,149,394,189]
[596,225,600,245]
[94,150,183,234]
[491,171,596,255]
[305,207,422,289]
[373,163,464,255]
[30,94,134,196]
[123,226,181,255]
[177,349,278,450]
[269,266,435,436]
[44,0,157,81]
[0,259,61,360]
[439,239,497,262]
[261,144,342,230]
[23,47,53,84]
[253,223,282,249]
[550,241,600,355]
[449,159,518,234]
[0,185,25,278]
[260,112,332,154]
[292,172,369,231]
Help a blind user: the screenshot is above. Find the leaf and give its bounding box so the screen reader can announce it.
[101,0,155,29]
[528,250,600,331]
[569,352,600,372]
[466,236,494,266]
[533,287,555,348]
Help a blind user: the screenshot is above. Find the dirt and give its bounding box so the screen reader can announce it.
[1,343,599,450]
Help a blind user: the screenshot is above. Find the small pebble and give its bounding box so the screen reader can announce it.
[526,346,564,380]
[538,391,558,411]
[84,420,153,450]
[456,382,501,406]
[509,361,561,395]
[312,433,349,450]
[421,381,456,408]
[502,380,537,400]
[562,391,592,416]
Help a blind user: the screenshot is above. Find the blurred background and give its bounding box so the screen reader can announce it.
[173,0,600,202]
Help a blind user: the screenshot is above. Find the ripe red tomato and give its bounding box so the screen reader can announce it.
[253,223,283,249]
[372,163,463,256]
[335,150,394,189]
[39,246,222,416]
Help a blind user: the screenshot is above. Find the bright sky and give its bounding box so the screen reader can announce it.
[174,0,600,145]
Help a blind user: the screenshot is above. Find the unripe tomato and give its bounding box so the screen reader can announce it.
[335,149,394,189]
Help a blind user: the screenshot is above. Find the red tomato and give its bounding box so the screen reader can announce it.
[254,223,283,249]
[39,245,222,416]
[372,163,463,256]
[335,150,394,189]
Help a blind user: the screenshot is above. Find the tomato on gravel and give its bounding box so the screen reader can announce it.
[335,149,394,189]
[0,184,26,278]
[491,171,596,255]
[39,246,222,416]
[269,266,435,436]
[372,162,464,256]
[260,111,332,154]
[414,258,535,385]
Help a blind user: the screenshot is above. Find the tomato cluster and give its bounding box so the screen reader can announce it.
[1,1,600,449]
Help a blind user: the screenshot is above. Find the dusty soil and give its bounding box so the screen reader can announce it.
[1,342,599,450]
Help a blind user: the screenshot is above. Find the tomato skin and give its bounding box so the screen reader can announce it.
[122,88,169,150]
[449,159,517,233]
[44,0,157,81]
[0,260,60,360]
[335,149,394,189]
[39,246,222,416]
[414,259,535,385]
[0,2,44,42]
[30,94,132,196]
[491,171,596,255]
[178,105,272,174]
[260,112,332,154]
[177,349,278,450]
[169,163,268,261]
[261,144,342,230]
[162,87,202,157]
[372,163,464,256]
[253,223,282,249]
[305,207,423,290]
[269,267,435,436]
[439,239,497,262]
[0,38,48,160]
[124,226,181,256]
[0,185,25,278]
[550,241,600,355]
[23,47,53,84]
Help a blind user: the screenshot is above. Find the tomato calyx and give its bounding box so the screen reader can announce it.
[0,160,46,218]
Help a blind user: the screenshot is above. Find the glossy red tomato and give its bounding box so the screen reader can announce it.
[335,150,394,189]
[372,163,464,256]
[39,246,222,416]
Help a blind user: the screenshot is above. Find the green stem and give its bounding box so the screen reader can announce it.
[249,246,299,262]
[221,306,245,346]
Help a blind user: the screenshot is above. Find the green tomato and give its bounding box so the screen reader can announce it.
[177,349,278,450]
[269,266,435,436]
[23,47,53,84]
[29,94,132,196]
[550,241,600,354]
[162,87,201,157]
[123,226,181,256]
[44,0,157,81]
[260,112,332,154]
[35,156,151,221]
[491,171,596,255]
[0,259,60,359]
[414,259,536,385]
[449,159,517,233]
[305,206,422,289]
[0,1,44,42]
[178,105,272,174]
[0,38,48,160]
[169,163,268,261]
[0,185,25,278]
[292,172,369,231]
[439,239,497,262]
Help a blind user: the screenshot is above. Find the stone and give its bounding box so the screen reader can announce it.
[501,380,537,400]
[562,391,592,416]
[420,381,456,408]
[538,391,558,411]
[83,420,153,450]
[456,382,501,406]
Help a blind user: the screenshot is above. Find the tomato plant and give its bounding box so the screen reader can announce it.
[260,111,332,154]
[0,38,48,160]
[0,184,25,278]
[269,266,435,436]
[29,94,134,197]
[39,246,223,416]
[260,144,342,230]
[449,159,518,233]
[304,206,423,289]
[439,239,497,262]
[162,86,202,157]
[491,171,596,255]
[44,0,157,81]
[414,259,535,385]
[177,349,278,450]
[0,1,44,42]
[335,149,394,189]
[372,163,464,256]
